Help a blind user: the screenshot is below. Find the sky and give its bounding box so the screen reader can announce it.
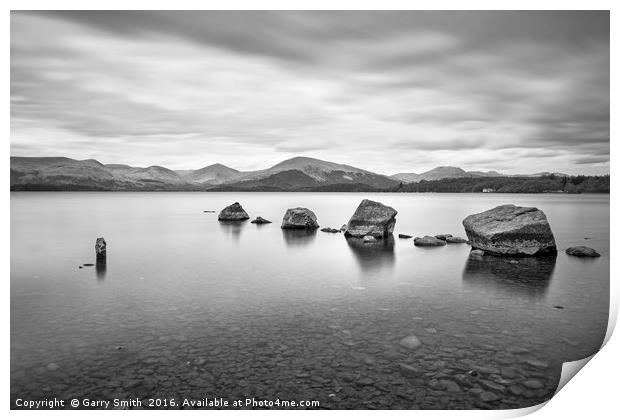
[10,11,610,175]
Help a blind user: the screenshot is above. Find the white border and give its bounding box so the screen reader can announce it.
[3,1,617,419]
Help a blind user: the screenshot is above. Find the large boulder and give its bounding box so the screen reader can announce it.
[218,202,250,221]
[344,199,397,238]
[462,205,556,256]
[281,207,319,229]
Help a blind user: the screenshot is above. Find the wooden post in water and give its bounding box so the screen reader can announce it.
[95,237,107,262]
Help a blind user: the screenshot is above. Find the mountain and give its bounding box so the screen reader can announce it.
[391,166,504,182]
[11,157,122,190]
[105,164,187,186]
[180,163,242,185]
[10,155,580,192]
[212,157,399,191]
[10,156,399,191]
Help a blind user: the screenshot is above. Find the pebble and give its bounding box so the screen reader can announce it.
[479,379,506,393]
[440,380,462,393]
[399,335,422,350]
[522,379,544,389]
[479,391,501,402]
[398,363,419,378]
[46,363,59,371]
[524,359,549,369]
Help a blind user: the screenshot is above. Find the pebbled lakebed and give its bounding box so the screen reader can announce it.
[10,192,609,409]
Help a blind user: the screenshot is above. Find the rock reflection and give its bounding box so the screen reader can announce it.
[218,220,247,241]
[282,229,317,247]
[462,253,556,298]
[346,236,395,272]
[95,260,106,280]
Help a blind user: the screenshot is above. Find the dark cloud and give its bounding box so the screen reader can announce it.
[10,11,609,174]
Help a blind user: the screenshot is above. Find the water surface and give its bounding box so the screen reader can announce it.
[10,192,609,409]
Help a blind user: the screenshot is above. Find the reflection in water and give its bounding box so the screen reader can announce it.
[95,260,106,280]
[346,235,395,272]
[462,253,556,298]
[218,220,247,241]
[281,229,317,247]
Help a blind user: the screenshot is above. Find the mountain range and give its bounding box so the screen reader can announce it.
[10,156,569,191]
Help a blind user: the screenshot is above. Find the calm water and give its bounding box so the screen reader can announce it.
[10,192,609,409]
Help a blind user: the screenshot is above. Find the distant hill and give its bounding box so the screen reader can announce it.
[10,155,607,193]
[180,163,242,185]
[391,166,502,182]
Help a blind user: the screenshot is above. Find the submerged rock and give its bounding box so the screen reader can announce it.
[398,363,420,378]
[399,335,422,350]
[445,236,468,244]
[281,207,319,229]
[250,216,272,224]
[566,246,600,257]
[462,204,557,256]
[344,199,397,238]
[218,202,250,221]
[95,237,106,261]
[414,236,447,246]
[398,234,412,239]
[470,249,485,256]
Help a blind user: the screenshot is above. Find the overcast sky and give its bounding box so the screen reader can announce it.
[11,11,609,175]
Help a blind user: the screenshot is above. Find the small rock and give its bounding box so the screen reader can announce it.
[398,234,412,239]
[83,263,94,267]
[95,237,106,261]
[398,363,419,378]
[115,346,124,350]
[522,379,544,389]
[506,346,530,354]
[445,236,468,244]
[399,335,422,350]
[320,227,340,233]
[251,216,272,224]
[357,377,374,386]
[524,359,549,369]
[363,235,378,243]
[440,380,462,393]
[566,246,601,258]
[78,266,83,269]
[476,366,500,375]
[434,234,453,240]
[479,391,500,402]
[500,367,517,379]
[554,305,564,309]
[414,236,447,246]
[470,249,484,256]
[340,224,347,231]
[479,379,506,393]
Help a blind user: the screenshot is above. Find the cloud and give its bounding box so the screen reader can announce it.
[10,11,609,175]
